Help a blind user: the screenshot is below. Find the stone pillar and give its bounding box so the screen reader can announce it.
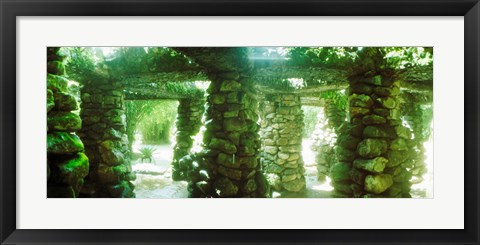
[77,77,136,198]
[259,94,306,194]
[47,47,89,198]
[172,98,205,181]
[331,74,415,198]
[184,73,269,198]
[310,106,337,183]
[401,94,433,184]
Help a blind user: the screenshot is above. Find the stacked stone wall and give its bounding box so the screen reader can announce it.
[47,47,89,198]
[78,78,136,197]
[181,73,269,197]
[172,98,205,181]
[402,96,433,184]
[331,74,415,198]
[259,94,306,193]
[310,106,337,183]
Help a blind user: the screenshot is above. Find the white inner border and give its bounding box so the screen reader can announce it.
[17,17,464,229]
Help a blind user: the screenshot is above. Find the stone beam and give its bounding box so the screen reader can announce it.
[172,47,252,73]
[123,82,204,101]
[119,71,208,85]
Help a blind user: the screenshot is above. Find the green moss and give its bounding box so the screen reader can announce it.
[47,74,68,93]
[52,153,89,186]
[47,132,84,154]
[47,111,82,132]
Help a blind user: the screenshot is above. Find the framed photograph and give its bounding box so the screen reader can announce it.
[1,0,479,244]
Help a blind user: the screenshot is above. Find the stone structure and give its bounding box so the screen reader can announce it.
[47,47,89,197]
[172,98,205,181]
[173,48,269,198]
[401,92,433,184]
[259,94,306,194]
[330,72,415,198]
[310,106,337,183]
[77,76,136,198]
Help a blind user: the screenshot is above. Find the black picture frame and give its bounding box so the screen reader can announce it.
[1,0,479,244]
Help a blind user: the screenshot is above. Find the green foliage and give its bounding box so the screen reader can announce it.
[62,47,98,80]
[302,106,322,138]
[164,82,205,98]
[383,47,433,69]
[106,47,198,76]
[320,90,347,111]
[287,47,360,68]
[136,100,178,145]
[125,100,157,151]
[139,146,156,163]
[287,47,432,70]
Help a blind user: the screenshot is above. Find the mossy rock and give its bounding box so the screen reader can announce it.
[363,125,396,139]
[53,92,78,111]
[349,94,373,108]
[214,177,239,197]
[354,157,388,173]
[357,139,388,158]
[101,148,126,166]
[220,80,241,92]
[385,150,409,167]
[47,132,84,154]
[337,134,361,151]
[217,165,242,181]
[350,83,373,94]
[47,89,55,112]
[349,167,367,185]
[107,180,135,198]
[395,125,413,139]
[209,94,226,104]
[217,152,241,168]
[281,176,306,192]
[47,74,68,92]
[242,179,257,194]
[223,118,247,132]
[331,181,353,194]
[48,111,82,132]
[330,162,352,182]
[364,174,393,194]
[390,138,409,151]
[373,108,389,117]
[362,115,387,125]
[376,97,396,109]
[209,138,237,154]
[350,107,371,118]
[96,164,132,184]
[363,75,382,86]
[335,146,355,162]
[47,61,65,75]
[50,153,89,186]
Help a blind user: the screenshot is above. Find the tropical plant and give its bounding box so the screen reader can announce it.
[139,146,156,163]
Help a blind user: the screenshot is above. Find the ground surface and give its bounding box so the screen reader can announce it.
[131,138,432,198]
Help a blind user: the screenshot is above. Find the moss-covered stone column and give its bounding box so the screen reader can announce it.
[172,98,205,181]
[77,77,136,198]
[259,94,306,194]
[310,101,346,183]
[331,73,415,198]
[184,73,269,197]
[47,47,89,198]
[401,92,433,184]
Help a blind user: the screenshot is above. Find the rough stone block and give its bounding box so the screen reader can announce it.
[354,157,388,173]
[364,174,393,194]
[48,111,82,132]
[47,132,84,154]
[357,139,388,158]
